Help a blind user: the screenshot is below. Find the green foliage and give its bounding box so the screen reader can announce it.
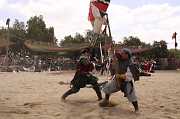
[138,40,169,59]
[0,15,56,44]
[169,49,180,59]
[59,31,112,60]
[47,27,56,43]
[0,16,179,60]
[123,36,141,47]
[84,30,112,47]
[59,33,90,59]
[60,35,74,46]
[122,36,151,48]
[84,30,94,44]
[27,15,46,41]
[118,36,169,59]
[26,15,56,43]
[74,33,86,43]
[60,33,87,47]
[152,40,168,58]
[0,27,6,38]
[10,19,26,42]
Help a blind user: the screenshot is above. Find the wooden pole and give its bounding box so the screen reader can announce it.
[5,18,10,66]
[100,42,104,63]
[174,32,177,51]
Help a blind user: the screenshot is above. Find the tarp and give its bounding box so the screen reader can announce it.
[24,40,90,53]
[0,38,15,48]
[115,48,152,54]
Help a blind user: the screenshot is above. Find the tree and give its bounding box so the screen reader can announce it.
[169,49,180,59]
[140,41,151,48]
[10,19,26,42]
[74,33,85,43]
[123,36,141,47]
[0,27,7,38]
[152,40,168,58]
[60,35,74,46]
[26,15,56,44]
[47,27,57,44]
[60,33,88,47]
[26,15,47,42]
[84,30,111,47]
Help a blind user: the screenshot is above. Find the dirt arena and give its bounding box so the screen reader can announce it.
[0,70,180,119]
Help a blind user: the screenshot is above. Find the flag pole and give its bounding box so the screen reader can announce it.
[100,42,104,63]
[175,35,177,51]
[173,32,177,51]
[5,18,10,66]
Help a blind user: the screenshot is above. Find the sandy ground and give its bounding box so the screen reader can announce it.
[0,70,180,119]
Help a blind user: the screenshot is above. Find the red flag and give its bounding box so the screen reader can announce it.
[88,5,95,22]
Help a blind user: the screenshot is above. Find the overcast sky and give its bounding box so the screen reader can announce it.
[1,0,180,49]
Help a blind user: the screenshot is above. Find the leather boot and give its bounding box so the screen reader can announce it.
[61,87,79,100]
[99,94,110,107]
[93,85,102,101]
[132,101,139,112]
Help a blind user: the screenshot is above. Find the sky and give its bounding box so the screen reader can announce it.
[0,0,180,49]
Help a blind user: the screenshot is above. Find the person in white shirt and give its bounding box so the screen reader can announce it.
[99,48,139,112]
